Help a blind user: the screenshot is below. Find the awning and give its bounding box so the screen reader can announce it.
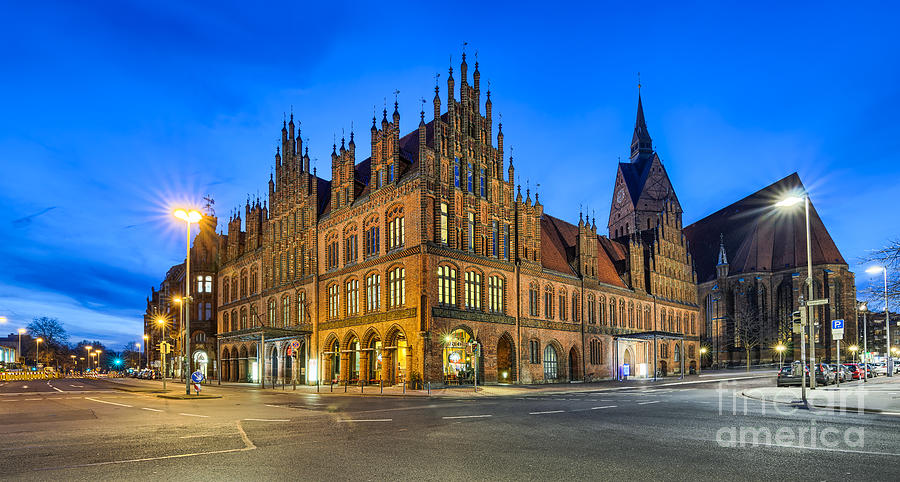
[217,326,311,343]
[613,330,685,341]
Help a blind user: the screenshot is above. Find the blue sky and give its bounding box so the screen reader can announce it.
[1,1,898,346]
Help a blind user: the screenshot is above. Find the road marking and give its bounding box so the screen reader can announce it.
[591,405,618,410]
[337,418,392,423]
[244,418,290,422]
[264,404,285,408]
[726,439,900,457]
[47,382,63,392]
[178,413,209,418]
[85,397,132,408]
[22,385,28,389]
[441,414,493,420]
[141,407,163,412]
[529,410,565,415]
[25,398,41,401]
[69,384,84,388]
[638,401,661,405]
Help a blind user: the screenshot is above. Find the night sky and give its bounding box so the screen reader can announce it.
[1,2,898,347]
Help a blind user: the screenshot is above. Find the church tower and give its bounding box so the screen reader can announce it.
[608,91,682,239]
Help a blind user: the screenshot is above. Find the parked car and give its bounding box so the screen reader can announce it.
[777,363,834,387]
[874,363,888,376]
[844,363,865,380]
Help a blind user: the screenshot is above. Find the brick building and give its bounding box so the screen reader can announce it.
[143,214,219,378]
[683,174,858,367]
[214,54,700,387]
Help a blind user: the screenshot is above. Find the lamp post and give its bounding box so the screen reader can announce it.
[775,343,786,368]
[175,206,202,396]
[135,343,141,369]
[35,337,43,368]
[70,355,76,375]
[143,334,150,369]
[95,350,102,372]
[777,194,816,396]
[858,302,869,382]
[699,347,707,376]
[849,345,859,363]
[17,328,25,364]
[866,266,891,377]
[157,317,168,390]
[84,345,93,372]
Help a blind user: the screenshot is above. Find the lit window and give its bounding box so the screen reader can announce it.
[297,291,307,324]
[488,276,504,313]
[388,207,405,250]
[437,265,457,307]
[465,271,482,310]
[346,279,359,316]
[268,299,276,326]
[328,284,339,319]
[389,267,406,308]
[467,213,475,252]
[439,203,448,245]
[282,297,290,327]
[366,273,380,312]
[543,345,558,380]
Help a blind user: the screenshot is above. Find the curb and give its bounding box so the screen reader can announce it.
[740,389,900,415]
[156,393,223,400]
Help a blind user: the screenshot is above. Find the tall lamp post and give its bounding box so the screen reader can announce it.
[84,345,93,372]
[866,266,891,377]
[157,317,168,390]
[17,328,26,364]
[35,337,43,368]
[135,343,142,369]
[174,208,202,396]
[776,194,817,396]
[858,302,869,382]
[70,355,76,375]
[775,343,786,368]
[143,334,150,369]
[699,347,707,376]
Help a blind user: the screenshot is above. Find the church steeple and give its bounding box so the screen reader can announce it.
[716,233,729,279]
[630,90,653,161]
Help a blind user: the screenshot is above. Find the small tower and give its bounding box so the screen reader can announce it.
[716,233,729,279]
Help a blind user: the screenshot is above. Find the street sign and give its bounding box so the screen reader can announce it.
[832,319,844,340]
[807,299,829,306]
[191,370,204,384]
[290,340,301,351]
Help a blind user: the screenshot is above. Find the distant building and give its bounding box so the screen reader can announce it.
[684,174,857,367]
[858,309,899,359]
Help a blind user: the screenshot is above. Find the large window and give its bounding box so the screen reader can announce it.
[196,275,212,293]
[465,271,482,310]
[268,299,276,326]
[439,203,448,245]
[328,284,339,319]
[467,162,473,192]
[559,291,567,321]
[437,265,457,307]
[610,298,617,326]
[543,345,558,380]
[491,221,499,258]
[345,233,358,265]
[346,279,359,316]
[544,287,554,319]
[529,340,541,364]
[364,217,380,258]
[282,296,290,328]
[572,293,579,322]
[529,284,539,317]
[587,295,595,323]
[599,296,606,324]
[453,158,460,188]
[365,274,380,312]
[297,291,307,324]
[504,224,510,260]
[488,276,504,313]
[326,236,339,270]
[389,267,406,308]
[388,207,404,250]
[480,168,486,198]
[589,339,602,365]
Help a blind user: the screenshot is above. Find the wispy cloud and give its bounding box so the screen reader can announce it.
[12,206,57,228]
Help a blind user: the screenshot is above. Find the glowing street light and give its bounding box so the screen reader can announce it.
[174,208,201,396]
[35,337,43,367]
[866,266,891,377]
[84,345,93,372]
[143,334,150,369]
[698,347,708,376]
[848,345,859,362]
[17,328,26,364]
[774,343,786,368]
[776,192,815,405]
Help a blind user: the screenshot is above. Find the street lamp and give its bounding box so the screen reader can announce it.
[157,317,169,390]
[143,334,150,369]
[70,355,76,375]
[174,208,202,396]
[94,350,102,372]
[699,347,708,376]
[776,193,816,403]
[849,345,859,362]
[866,266,891,377]
[775,343,786,368]
[84,345,93,372]
[35,337,43,367]
[858,301,869,382]
[17,328,26,364]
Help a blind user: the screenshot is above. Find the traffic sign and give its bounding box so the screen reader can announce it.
[290,340,301,351]
[191,370,205,384]
[807,299,829,306]
[832,319,844,340]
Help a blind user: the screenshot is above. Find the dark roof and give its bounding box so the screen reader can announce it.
[541,214,627,288]
[683,172,846,283]
[618,155,655,205]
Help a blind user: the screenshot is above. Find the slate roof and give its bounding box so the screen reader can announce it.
[618,155,656,205]
[683,172,846,283]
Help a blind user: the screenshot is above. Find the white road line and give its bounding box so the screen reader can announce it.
[25,398,41,401]
[178,413,209,418]
[141,407,163,412]
[178,434,214,439]
[336,419,392,423]
[441,414,493,420]
[85,397,133,408]
[591,405,618,410]
[22,385,28,389]
[529,410,565,415]
[264,404,284,408]
[638,401,661,405]
[243,418,289,422]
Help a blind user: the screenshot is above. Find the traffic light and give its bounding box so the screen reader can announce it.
[791,311,803,334]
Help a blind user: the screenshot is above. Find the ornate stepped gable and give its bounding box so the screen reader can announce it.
[683,172,846,282]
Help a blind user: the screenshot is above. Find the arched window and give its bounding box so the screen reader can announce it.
[346,279,359,316]
[544,286,554,319]
[645,307,652,330]
[465,271,483,310]
[222,312,229,333]
[364,215,380,258]
[365,273,380,312]
[250,266,258,294]
[598,296,606,325]
[572,293,580,322]
[222,277,230,304]
[326,232,339,270]
[589,339,602,365]
[327,284,339,319]
[558,289,567,321]
[268,298,277,326]
[674,343,681,362]
[330,340,340,382]
[389,267,406,308]
[529,283,539,317]
[628,301,635,329]
[488,276,504,313]
[231,274,238,301]
[620,300,626,327]
[609,298,617,326]
[193,331,207,343]
[437,265,457,307]
[344,225,358,266]
[297,291,307,324]
[240,308,247,330]
[587,294,595,323]
[282,296,290,328]
[387,205,405,250]
[543,345,558,380]
[230,309,237,331]
[439,202,449,245]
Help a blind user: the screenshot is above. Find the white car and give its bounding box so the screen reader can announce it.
[874,363,888,376]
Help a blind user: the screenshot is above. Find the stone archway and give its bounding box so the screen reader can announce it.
[496,334,515,383]
[568,347,580,381]
[238,346,248,382]
[221,347,230,382]
[230,347,238,382]
[659,360,668,377]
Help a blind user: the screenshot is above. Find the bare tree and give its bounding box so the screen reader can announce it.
[27,317,68,346]
[733,300,764,372]
[860,239,900,308]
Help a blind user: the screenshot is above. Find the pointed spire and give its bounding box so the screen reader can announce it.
[717,233,728,266]
[631,79,653,160]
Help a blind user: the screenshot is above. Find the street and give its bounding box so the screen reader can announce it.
[2,374,899,480]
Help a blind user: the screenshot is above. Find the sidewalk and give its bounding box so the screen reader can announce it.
[105,368,776,399]
[742,376,900,414]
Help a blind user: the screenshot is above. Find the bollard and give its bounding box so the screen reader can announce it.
[427,381,431,396]
[330,381,333,392]
[360,380,363,394]
[403,381,406,394]
[380,380,383,394]
[344,381,347,393]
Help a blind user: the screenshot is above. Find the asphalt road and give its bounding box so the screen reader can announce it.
[1,376,898,480]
